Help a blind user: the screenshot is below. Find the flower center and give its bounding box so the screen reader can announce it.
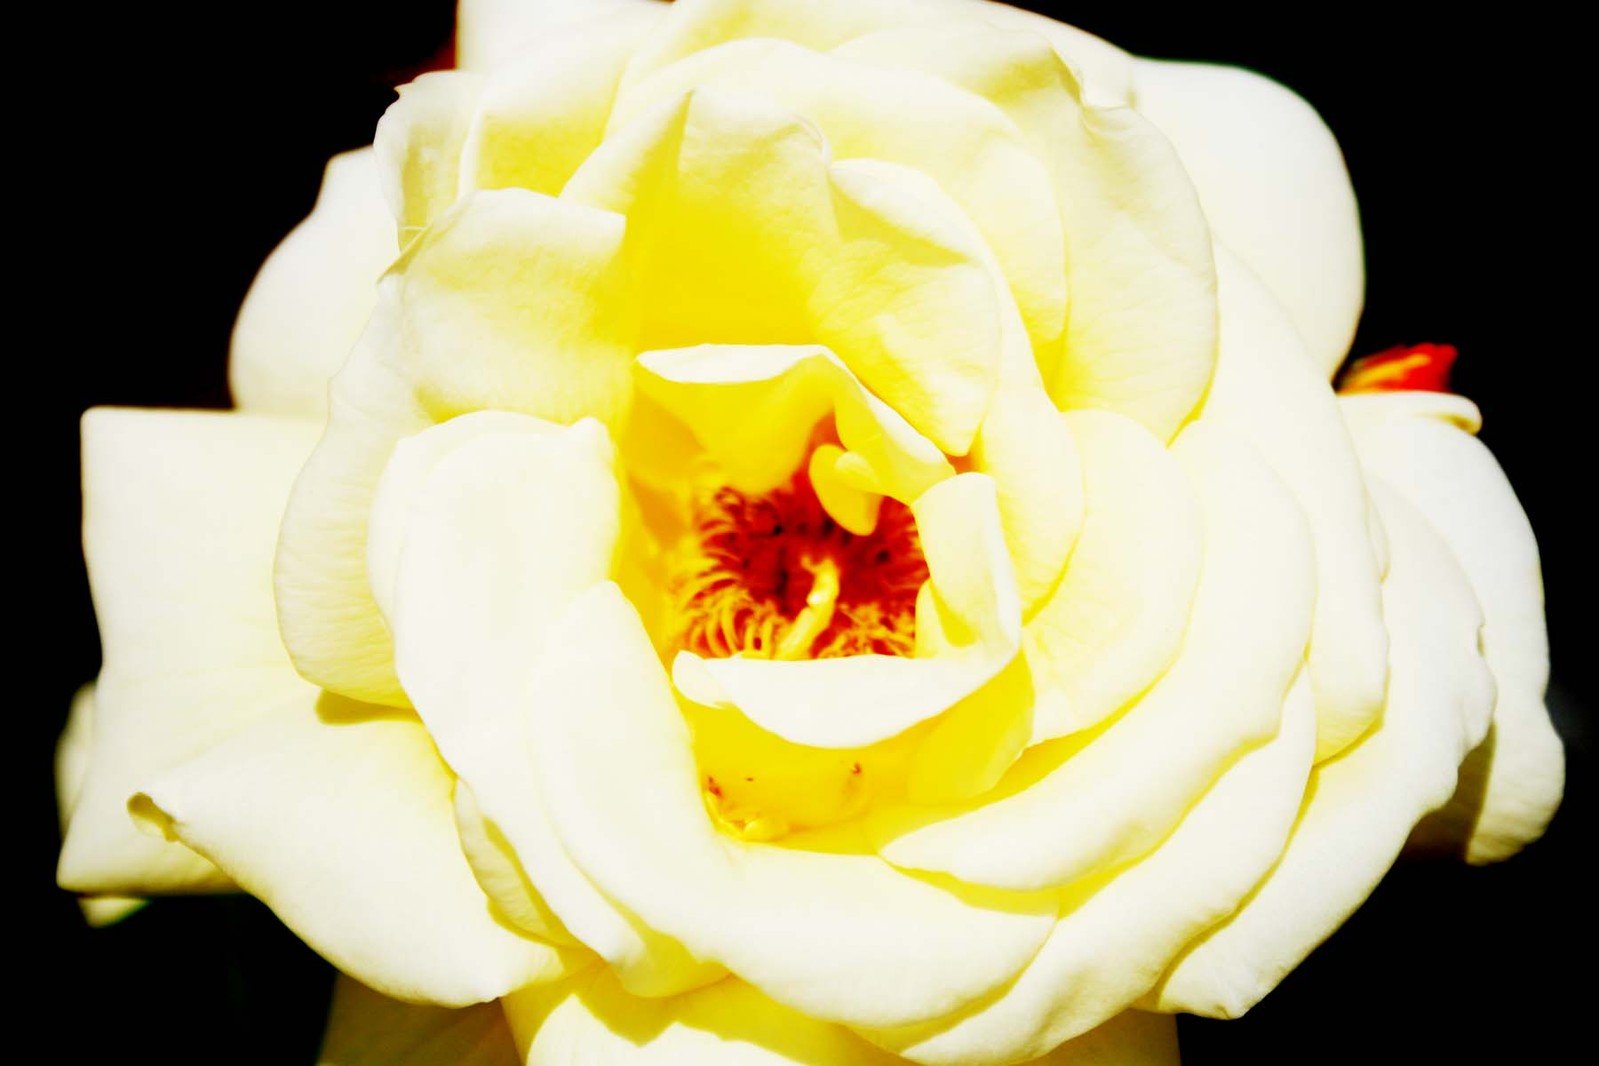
[669,469,927,661]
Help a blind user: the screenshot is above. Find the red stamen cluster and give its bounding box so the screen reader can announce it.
[670,470,928,660]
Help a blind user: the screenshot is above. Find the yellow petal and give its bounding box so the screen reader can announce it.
[395,189,638,426]
[1134,60,1363,377]
[672,473,1020,750]
[1022,410,1201,743]
[59,409,319,896]
[612,37,1067,360]
[319,975,519,1066]
[835,21,1217,440]
[528,583,1054,1030]
[634,343,951,501]
[231,149,396,417]
[878,422,1312,891]
[871,678,1314,1064]
[382,418,717,995]
[504,969,902,1064]
[463,18,652,198]
[565,89,1003,454]
[54,685,146,926]
[1343,394,1563,863]
[133,695,566,1007]
[1151,481,1493,1018]
[1202,249,1388,760]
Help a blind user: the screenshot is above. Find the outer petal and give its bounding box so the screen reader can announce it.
[463,19,655,199]
[132,694,566,1007]
[620,0,1133,106]
[878,422,1313,891]
[528,583,1055,1030]
[1151,482,1493,1018]
[230,149,396,417]
[54,686,145,926]
[1343,395,1563,862]
[375,72,485,241]
[59,409,319,896]
[870,678,1315,1065]
[319,975,519,1066]
[1202,250,1388,760]
[459,0,664,72]
[1134,59,1363,377]
[383,418,716,995]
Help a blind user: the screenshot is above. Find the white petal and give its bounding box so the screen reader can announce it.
[59,409,320,896]
[1202,249,1388,760]
[1134,59,1363,378]
[133,695,567,1007]
[277,187,642,705]
[230,149,396,417]
[55,685,146,926]
[1343,394,1563,862]
[1152,481,1493,1018]
[459,0,665,72]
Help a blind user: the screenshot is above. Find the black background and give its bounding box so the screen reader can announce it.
[26,2,1591,1061]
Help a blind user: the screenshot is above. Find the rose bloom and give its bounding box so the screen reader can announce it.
[57,1,1563,1062]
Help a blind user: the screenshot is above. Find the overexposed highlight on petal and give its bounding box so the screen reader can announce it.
[60,410,319,896]
[1134,59,1363,377]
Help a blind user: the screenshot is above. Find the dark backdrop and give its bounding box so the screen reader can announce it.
[26,2,1591,1061]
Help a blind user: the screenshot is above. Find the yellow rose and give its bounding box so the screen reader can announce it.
[57,1,1564,1062]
